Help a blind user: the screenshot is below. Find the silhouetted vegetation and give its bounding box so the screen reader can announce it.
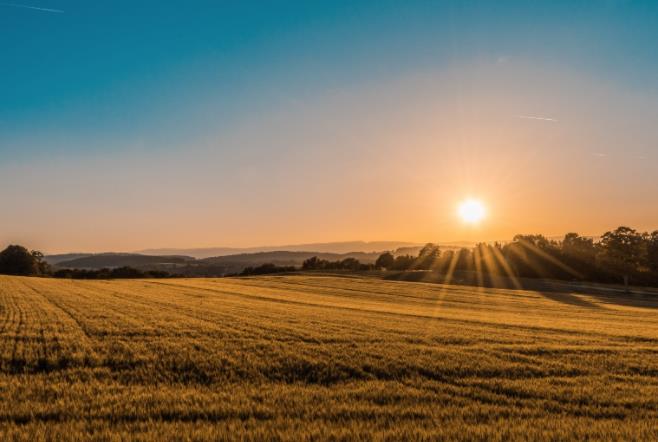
[374,251,395,270]
[3,225,658,288]
[375,226,658,289]
[51,251,382,277]
[302,256,375,271]
[239,263,296,276]
[0,245,50,276]
[52,266,174,279]
[53,253,194,269]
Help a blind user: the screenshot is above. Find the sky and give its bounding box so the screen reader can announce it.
[1,0,658,253]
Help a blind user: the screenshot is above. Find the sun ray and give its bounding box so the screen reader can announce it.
[490,245,524,290]
[473,245,486,292]
[516,239,583,279]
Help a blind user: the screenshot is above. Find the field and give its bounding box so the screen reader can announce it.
[1,274,657,440]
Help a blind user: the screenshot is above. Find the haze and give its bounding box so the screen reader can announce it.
[2,1,657,253]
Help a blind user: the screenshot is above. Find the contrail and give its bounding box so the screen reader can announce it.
[516,115,557,122]
[0,2,63,13]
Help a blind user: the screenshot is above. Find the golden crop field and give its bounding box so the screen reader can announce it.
[1,274,657,441]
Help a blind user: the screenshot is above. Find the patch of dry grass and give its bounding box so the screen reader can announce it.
[0,274,657,440]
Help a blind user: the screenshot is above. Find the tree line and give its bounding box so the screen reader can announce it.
[52,267,173,279]
[0,245,175,279]
[1,226,657,287]
[302,226,658,289]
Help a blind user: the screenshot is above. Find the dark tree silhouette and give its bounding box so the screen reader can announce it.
[0,245,49,276]
[302,256,322,270]
[455,248,473,271]
[647,231,658,273]
[415,243,440,270]
[391,255,416,271]
[599,227,646,291]
[562,233,596,258]
[339,258,361,271]
[375,252,395,270]
[240,263,296,276]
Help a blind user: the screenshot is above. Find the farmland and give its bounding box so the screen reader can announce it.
[1,274,657,440]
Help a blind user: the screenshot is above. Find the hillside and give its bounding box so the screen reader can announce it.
[166,251,382,277]
[52,251,382,276]
[54,253,194,269]
[1,274,657,439]
[43,253,94,265]
[138,241,421,258]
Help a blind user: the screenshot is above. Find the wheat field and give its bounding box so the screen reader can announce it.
[0,274,657,440]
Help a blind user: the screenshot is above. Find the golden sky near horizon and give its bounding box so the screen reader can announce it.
[2,60,658,253]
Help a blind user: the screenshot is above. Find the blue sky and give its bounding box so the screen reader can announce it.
[2,1,658,251]
[3,0,657,158]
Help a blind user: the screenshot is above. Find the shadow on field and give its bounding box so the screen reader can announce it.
[383,270,658,310]
[582,291,658,310]
[536,291,600,309]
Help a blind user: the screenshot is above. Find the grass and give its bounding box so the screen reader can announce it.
[0,274,657,440]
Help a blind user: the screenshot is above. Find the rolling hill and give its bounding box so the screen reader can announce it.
[53,253,194,269]
[138,241,422,259]
[51,251,383,276]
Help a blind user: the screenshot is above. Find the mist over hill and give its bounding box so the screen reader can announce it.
[138,241,422,259]
[51,253,195,269]
[46,241,479,276]
[43,253,95,265]
[50,250,385,276]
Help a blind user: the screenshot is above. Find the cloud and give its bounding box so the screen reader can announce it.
[592,152,608,157]
[0,2,63,13]
[516,115,558,122]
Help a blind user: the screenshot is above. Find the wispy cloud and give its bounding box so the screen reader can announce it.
[592,152,608,158]
[516,115,558,122]
[0,2,63,13]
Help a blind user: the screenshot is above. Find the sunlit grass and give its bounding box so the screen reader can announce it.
[0,274,657,440]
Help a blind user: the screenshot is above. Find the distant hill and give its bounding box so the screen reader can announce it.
[199,251,380,265]
[43,253,93,265]
[49,250,382,276]
[138,241,420,259]
[393,242,474,257]
[54,253,195,269]
[173,251,382,277]
[47,241,479,276]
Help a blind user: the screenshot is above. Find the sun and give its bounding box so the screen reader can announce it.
[458,198,486,224]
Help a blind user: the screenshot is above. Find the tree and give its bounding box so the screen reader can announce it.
[375,252,395,270]
[513,234,554,250]
[472,243,502,275]
[562,233,595,257]
[240,263,296,276]
[503,234,575,279]
[415,243,440,270]
[561,233,598,279]
[30,250,50,275]
[454,248,473,271]
[647,231,658,273]
[599,226,647,291]
[0,245,49,276]
[339,258,361,271]
[110,266,144,279]
[302,256,322,270]
[391,255,416,271]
